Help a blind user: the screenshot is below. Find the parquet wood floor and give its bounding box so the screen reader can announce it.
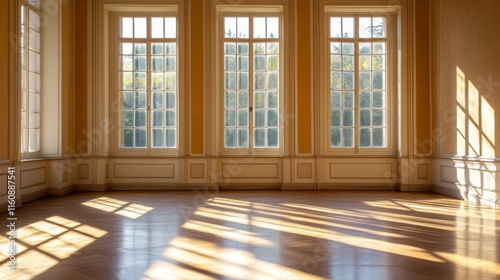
[1,191,499,280]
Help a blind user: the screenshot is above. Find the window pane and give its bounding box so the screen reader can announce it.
[373,71,385,89]
[123,128,133,147]
[238,110,248,126]
[166,111,176,127]
[343,72,354,90]
[123,91,134,108]
[373,128,384,147]
[152,73,163,89]
[238,72,248,90]
[360,128,371,147]
[238,91,248,108]
[225,17,236,38]
[134,43,146,55]
[254,17,266,38]
[331,42,341,54]
[359,43,371,54]
[225,72,236,89]
[165,17,176,38]
[330,110,340,126]
[267,43,279,54]
[268,55,279,71]
[238,43,249,54]
[372,17,386,38]
[267,17,279,38]
[152,43,163,55]
[123,111,133,126]
[237,17,249,38]
[342,17,354,38]
[360,110,371,126]
[121,43,133,54]
[165,43,176,55]
[151,17,164,38]
[331,72,341,90]
[152,129,164,147]
[254,55,266,70]
[238,128,248,148]
[360,72,371,90]
[331,91,341,108]
[268,91,278,108]
[152,91,163,109]
[254,128,266,148]
[343,110,353,126]
[343,128,353,147]
[165,73,176,90]
[225,43,236,54]
[134,18,147,38]
[331,55,341,70]
[268,128,279,147]
[254,72,266,90]
[238,56,248,70]
[360,92,371,108]
[166,129,176,148]
[135,110,146,126]
[225,110,236,126]
[373,91,384,108]
[135,128,147,147]
[268,72,279,89]
[225,91,236,108]
[152,111,164,126]
[225,128,236,147]
[359,55,371,70]
[122,56,133,71]
[343,55,354,71]
[330,17,341,38]
[342,43,354,54]
[359,17,372,38]
[331,128,341,147]
[166,91,176,108]
[373,109,384,126]
[254,91,265,108]
[254,110,265,127]
[268,110,278,126]
[135,91,146,108]
[343,92,354,108]
[166,57,176,71]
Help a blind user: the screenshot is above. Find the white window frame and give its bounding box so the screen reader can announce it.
[109,9,181,156]
[216,6,286,156]
[20,0,42,158]
[319,6,399,156]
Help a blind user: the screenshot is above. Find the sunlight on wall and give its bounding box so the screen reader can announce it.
[455,66,496,158]
[454,67,498,202]
[0,216,107,280]
[82,197,154,219]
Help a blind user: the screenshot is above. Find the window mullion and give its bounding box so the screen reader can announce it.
[248,18,254,152]
[146,17,151,152]
[353,15,359,152]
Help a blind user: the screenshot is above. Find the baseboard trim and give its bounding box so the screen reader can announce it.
[21,189,48,204]
[433,184,499,209]
[399,184,434,192]
[108,183,219,191]
[48,185,74,196]
[317,183,396,191]
[281,183,316,190]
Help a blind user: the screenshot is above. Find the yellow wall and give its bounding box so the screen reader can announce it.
[415,0,431,154]
[190,0,205,155]
[0,0,9,160]
[74,0,88,154]
[297,0,312,154]
[437,0,500,157]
